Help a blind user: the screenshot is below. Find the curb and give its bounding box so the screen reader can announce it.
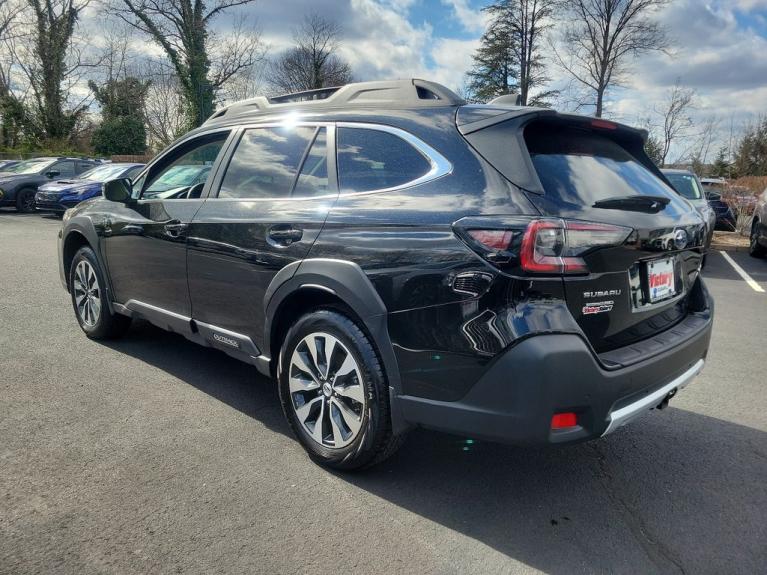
[710,243,749,253]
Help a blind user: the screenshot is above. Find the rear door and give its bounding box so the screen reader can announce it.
[187,123,336,355]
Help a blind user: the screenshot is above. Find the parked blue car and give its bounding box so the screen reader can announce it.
[35,163,145,214]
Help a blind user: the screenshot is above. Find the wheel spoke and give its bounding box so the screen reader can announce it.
[311,399,326,443]
[76,263,87,288]
[87,266,97,289]
[293,350,320,382]
[335,381,365,404]
[90,296,101,321]
[289,372,319,394]
[331,397,361,436]
[329,402,346,446]
[334,353,357,377]
[322,335,336,378]
[294,396,322,425]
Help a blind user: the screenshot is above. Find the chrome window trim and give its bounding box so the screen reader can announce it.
[335,122,453,197]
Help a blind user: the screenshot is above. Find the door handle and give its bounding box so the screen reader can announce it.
[267,225,303,246]
[164,222,189,238]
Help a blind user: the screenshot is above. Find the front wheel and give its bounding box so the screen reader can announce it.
[69,246,132,339]
[278,310,404,470]
[749,219,766,258]
[15,188,36,213]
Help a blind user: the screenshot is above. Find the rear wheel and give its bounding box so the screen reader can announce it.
[15,188,36,213]
[749,219,766,258]
[69,246,131,339]
[278,310,404,470]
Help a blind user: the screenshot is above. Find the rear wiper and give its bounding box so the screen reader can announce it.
[593,195,670,213]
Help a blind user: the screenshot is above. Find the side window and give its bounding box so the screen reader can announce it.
[293,128,329,197]
[142,132,229,200]
[337,127,432,193]
[218,126,315,199]
[124,166,144,181]
[51,161,76,178]
[75,161,94,174]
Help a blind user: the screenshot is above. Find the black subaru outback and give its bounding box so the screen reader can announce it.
[58,79,713,470]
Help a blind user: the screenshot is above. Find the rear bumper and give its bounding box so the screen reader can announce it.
[397,296,713,445]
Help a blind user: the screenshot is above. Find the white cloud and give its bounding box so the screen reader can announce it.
[441,0,488,33]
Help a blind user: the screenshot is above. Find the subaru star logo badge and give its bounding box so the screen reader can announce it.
[673,229,688,250]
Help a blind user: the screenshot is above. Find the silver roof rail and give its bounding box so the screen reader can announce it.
[205,79,465,124]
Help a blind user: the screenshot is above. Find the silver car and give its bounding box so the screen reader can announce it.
[662,169,716,251]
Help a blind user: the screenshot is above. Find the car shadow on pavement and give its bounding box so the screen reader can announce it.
[343,411,766,574]
[99,319,291,438]
[101,320,766,574]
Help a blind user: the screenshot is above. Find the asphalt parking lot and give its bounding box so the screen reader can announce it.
[1,211,765,575]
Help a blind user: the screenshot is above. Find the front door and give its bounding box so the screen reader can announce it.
[104,130,233,324]
[187,124,337,354]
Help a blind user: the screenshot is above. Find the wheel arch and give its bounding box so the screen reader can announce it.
[264,259,408,434]
[61,218,116,313]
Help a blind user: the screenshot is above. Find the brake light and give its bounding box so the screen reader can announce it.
[591,119,617,130]
[520,219,631,275]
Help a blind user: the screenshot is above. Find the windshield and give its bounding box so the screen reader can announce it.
[6,159,55,175]
[145,165,211,193]
[79,164,136,182]
[664,173,703,200]
[525,126,676,206]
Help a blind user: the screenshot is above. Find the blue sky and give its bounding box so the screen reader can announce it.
[115,0,767,161]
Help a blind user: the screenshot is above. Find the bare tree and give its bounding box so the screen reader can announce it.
[112,0,263,127]
[0,0,27,147]
[653,81,695,165]
[268,14,352,95]
[555,0,669,117]
[141,59,186,151]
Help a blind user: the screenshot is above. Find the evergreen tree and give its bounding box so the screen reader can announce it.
[89,77,150,155]
[645,134,664,167]
[733,117,767,177]
[466,0,557,105]
[711,147,732,179]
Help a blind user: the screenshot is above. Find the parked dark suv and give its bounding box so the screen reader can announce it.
[0,157,99,212]
[58,80,713,470]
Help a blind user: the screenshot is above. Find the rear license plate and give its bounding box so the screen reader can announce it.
[647,257,676,302]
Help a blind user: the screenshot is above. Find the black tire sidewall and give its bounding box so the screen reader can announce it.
[749,220,766,258]
[278,310,389,470]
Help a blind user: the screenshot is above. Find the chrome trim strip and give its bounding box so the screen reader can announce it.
[602,359,704,436]
[124,299,191,322]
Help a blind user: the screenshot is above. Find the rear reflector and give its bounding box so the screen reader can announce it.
[467,229,514,251]
[591,119,617,130]
[551,412,578,429]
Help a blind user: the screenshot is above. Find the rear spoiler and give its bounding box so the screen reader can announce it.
[456,105,658,195]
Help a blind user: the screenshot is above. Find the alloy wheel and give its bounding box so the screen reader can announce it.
[21,191,35,212]
[288,332,366,449]
[73,260,101,327]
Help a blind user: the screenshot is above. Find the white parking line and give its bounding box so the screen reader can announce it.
[720,251,765,293]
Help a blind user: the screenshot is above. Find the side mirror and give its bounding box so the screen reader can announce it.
[46,170,60,179]
[103,178,132,203]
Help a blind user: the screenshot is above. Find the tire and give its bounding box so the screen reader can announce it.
[749,219,766,258]
[68,246,132,339]
[278,309,404,471]
[15,188,37,213]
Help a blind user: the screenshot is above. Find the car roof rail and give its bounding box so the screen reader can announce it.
[205,78,465,124]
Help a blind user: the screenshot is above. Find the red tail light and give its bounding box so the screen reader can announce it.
[520,219,631,275]
[461,218,631,273]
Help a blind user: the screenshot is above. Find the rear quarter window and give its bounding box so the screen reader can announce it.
[337,127,432,193]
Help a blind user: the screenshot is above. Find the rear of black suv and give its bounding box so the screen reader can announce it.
[382,106,713,446]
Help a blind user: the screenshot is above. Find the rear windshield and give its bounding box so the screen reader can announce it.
[525,126,675,206]
[664,172,703,200]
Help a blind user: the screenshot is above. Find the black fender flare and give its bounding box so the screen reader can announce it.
[61,215,117,314]
[264,258,409,433]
